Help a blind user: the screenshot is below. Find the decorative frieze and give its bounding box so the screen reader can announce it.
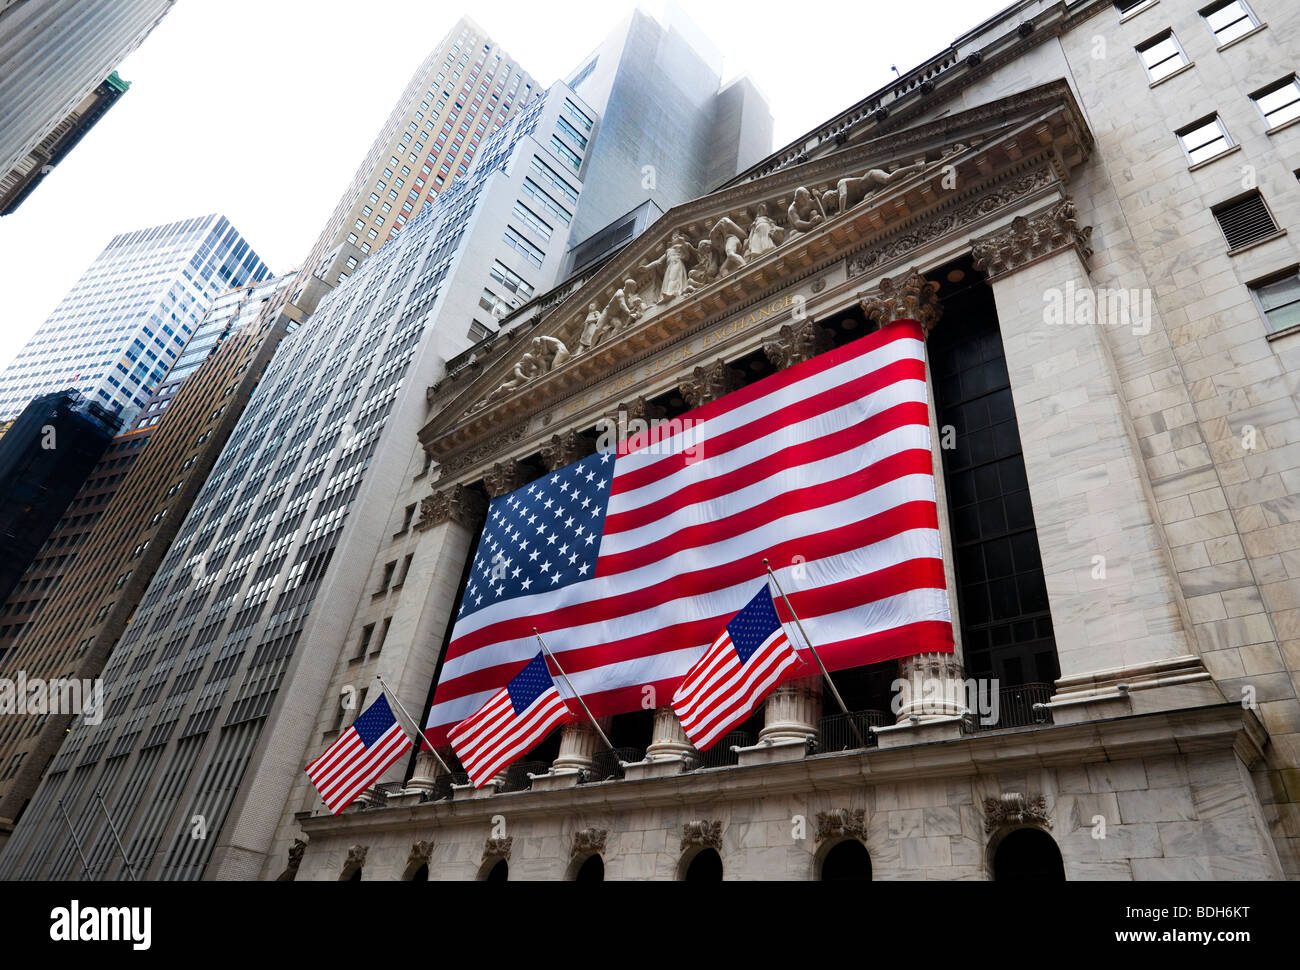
[681,819,723,852]
[983,792,1051,833]
[433,423,529,478]
[275,838,307,881]
[407,839,434,868]
[970,198,1092,279]
[847,166,1056,279]
[483,836,513,861]
[571,827,608,859]
[815,808,867,843]
[338,843,367,880]
[859,267,943,333]
[762,317,833,371]
[483,459,526,499]
[416,482,487,532]
[540,429,590,471]
[679,358,744,409]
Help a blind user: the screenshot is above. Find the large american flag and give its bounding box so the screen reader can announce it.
[672,584,802,750]
[306,693,412,814]
[448,651,574,787]
[424,319,953,745]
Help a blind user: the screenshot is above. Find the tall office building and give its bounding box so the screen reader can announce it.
[0,77,606,880]
[0,272,296,840]
[0,392,122,606]
[562,7,773,246]
[0,273,289,675]
[0,0,175,213]
[291,16,538,318]
[0,214,271,422]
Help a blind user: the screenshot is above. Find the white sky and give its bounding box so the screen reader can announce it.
[0,0,1011,374]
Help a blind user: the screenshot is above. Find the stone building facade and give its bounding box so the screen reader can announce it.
[278,0,1300,881]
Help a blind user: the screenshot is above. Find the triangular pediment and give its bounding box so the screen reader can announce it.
[422,79,1091,468]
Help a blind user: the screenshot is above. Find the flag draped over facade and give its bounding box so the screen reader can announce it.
[305,693,412,814]
[672,584,803,750]
[424,318,953,746]
[448,651,574,787]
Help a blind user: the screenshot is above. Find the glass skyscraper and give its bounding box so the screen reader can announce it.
[0,213,271,422]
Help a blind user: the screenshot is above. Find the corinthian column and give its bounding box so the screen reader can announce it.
[859,268,968,728]
[751,317,833,752]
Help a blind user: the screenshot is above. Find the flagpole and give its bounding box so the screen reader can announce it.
[533,628,620,756]
[763,558,868,749]
[375,673,454,777]
[93,788,137,881]
[56,798,93,879]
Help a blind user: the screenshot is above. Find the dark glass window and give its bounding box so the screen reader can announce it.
[928,276,1059,686]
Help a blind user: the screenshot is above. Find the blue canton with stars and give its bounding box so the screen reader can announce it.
[459,451,615,620]
[352,694,399,747]
[725,586,783,663]
[507,652,559,714]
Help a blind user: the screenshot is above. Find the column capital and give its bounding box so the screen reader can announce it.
[762,317,833,371]
[483,458,527,498]
[679,358,744,409]
[858,267,943,334]
[416,482,486,531]
[970,197,1093,280]
[540,429,590,471]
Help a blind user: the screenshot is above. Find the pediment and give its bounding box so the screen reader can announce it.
[421,79,1092,469]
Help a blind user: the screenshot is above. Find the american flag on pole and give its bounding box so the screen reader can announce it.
[424,319,953,745]
[305,693,412,814]
[672,584,802,750]
[448,651,574,787]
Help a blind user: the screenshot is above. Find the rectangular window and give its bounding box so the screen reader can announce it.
[562,98,594,132]
[1176,115,1233,164]
[1211,190,1279,249]
[1252,76,1300,129]
[1250,267,1300,333]
[1137,31,1190,83]
[512,201,553,239]
[1200,0,1260,45]
[549,134,583,172]
[556,116,589,151]
[521,178,572,225]
[489,259,535,300]
[503,226,545,267]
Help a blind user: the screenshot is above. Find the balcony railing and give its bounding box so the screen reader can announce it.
[697,730,754,769]
[421,771,469,803]
[501,760,550,793]
[816,710,887,752]
[586,746,645,782]
[966,682,1054,732]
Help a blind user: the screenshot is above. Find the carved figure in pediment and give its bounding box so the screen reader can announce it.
[684,238,718,294]
[827,157,929,214]
[744,203,785,258]
[578,302,602,353]
[787,187,827,238]
[588,279,642,350]
[710,216,748,276]
[532,334,570,370]
[641,230,697,304]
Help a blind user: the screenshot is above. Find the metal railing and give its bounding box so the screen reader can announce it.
[501,760,550,793]
[586,746,644,782]
[421,771,469,803]
[966,682,1054,732]
[816,710,888,752]
[697,731,753,769]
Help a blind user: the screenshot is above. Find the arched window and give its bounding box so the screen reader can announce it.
[574,854,604,881]
[682,848,722,882]
[484,858,509,882]
[992,828,1065,881]
[820,840,871,880]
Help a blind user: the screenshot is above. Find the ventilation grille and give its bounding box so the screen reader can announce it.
[1213,192,1278,249]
